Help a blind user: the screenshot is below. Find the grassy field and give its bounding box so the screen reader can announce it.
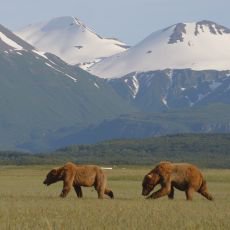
[0,165,229,230]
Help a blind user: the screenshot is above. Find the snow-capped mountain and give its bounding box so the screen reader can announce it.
[89,20,230,78]
[16,16,129,68]
[92,21,230,113]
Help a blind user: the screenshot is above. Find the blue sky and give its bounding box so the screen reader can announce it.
[0,0,229,45]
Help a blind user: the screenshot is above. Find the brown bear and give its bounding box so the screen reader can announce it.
[43,162,114,199]
[142,161,213,201]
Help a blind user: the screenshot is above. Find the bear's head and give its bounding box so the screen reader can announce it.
[43,168,63,186]
[142,173,160,196]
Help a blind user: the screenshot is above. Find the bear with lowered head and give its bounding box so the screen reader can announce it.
[142,161,213,201]
[43,162,114,199]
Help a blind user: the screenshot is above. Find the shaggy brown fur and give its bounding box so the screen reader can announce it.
[142,162,213,201]
[43,162,114,199]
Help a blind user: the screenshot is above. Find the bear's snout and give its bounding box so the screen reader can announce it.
[43,179,49,185]
[142,189,149,196]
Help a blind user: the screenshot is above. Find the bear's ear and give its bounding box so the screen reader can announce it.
[147,174,153,179]
[51,169,58,175]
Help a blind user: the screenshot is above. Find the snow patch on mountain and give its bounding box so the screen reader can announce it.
[124,73,140,98]
[132,75,140,98]
[32,49,48,59]
[94,82,100,88]
[209,81,222,90]
[45,62,77,82]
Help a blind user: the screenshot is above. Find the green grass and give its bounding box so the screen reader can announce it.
[0,166,229,229]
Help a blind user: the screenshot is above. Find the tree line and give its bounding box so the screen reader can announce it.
[0,133,229,168]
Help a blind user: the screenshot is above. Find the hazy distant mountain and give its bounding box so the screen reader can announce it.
[90,20,230,78]
[16,16,129,69]
[51,103,230,149]
[0,24,135,151]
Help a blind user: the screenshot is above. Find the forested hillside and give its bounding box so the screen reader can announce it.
[0,134,229,168]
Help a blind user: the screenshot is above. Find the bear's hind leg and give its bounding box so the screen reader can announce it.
[198,181,213,201]
[97,188,105,199]
[95,182,105,199]
[200,190,213,201]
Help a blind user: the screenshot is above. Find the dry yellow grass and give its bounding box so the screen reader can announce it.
[0,165,229,230]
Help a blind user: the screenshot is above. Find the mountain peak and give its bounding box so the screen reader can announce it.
[73,17,87,28]
[39,16,87,32]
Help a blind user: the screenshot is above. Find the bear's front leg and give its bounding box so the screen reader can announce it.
[147,184,171,199]
[60,181,72,198]
[168,186,174,199]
